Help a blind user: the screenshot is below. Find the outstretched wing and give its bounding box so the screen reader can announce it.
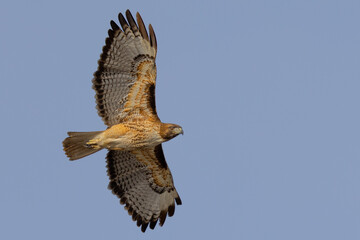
[106,145,182,232]
[93,10,159,126]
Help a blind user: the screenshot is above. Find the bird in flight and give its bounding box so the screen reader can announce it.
[63,10,183,232]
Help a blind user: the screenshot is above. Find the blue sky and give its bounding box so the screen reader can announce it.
[1,0,359,239]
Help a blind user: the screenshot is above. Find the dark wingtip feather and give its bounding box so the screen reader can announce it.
[132,211,138,221]
[168,203,175,217]
[149,24,157,51]
[159,210,167,226]
[141,222,149,232]
[105,37,112,47]
[118,12,129,30]
[110,20,120,30]
[137,218,142,227]
[149,220,158,230]
[125,10,138,32]
[127,206,134,216]
[108,29,114,38]
[136,12,149,41]
[175,196,182,205]
[120,197,126,205]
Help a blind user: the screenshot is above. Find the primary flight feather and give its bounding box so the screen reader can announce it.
[63,10,183,232]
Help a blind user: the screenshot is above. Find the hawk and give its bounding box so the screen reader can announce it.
[63,10,183,232]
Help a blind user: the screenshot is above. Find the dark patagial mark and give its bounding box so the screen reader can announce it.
[148,83,157,115]
[154,145,168,169]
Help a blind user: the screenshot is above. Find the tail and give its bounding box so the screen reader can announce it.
[63,131,104,160]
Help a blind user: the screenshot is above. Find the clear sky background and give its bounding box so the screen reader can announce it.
[1,0,359,239]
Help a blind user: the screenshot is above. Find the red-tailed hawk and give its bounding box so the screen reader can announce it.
[63,10,183,232]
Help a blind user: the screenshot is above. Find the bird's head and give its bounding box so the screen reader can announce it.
[160,123,184,141]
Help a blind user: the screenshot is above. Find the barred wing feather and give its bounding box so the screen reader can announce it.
[107,145,182,232]
[92,10,158,126]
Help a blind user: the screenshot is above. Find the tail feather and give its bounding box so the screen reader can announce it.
[63,131,103,160]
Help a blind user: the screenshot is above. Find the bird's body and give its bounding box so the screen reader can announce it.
[85,121,181,151]
[62,10,183,232]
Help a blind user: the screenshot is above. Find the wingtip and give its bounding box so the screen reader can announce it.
[149,23,157,51]
[141,222,149,232]
[136,11,150,41]
[175,196,182,205]
[168,203,175,217]
[159,210,167,226]
[149,220,158,230]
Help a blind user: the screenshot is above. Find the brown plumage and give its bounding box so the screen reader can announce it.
[63,10,183,232]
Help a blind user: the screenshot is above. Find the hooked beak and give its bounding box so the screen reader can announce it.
[175,127,184,135]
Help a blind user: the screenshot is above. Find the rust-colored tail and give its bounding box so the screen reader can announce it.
[63,131,103,160]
